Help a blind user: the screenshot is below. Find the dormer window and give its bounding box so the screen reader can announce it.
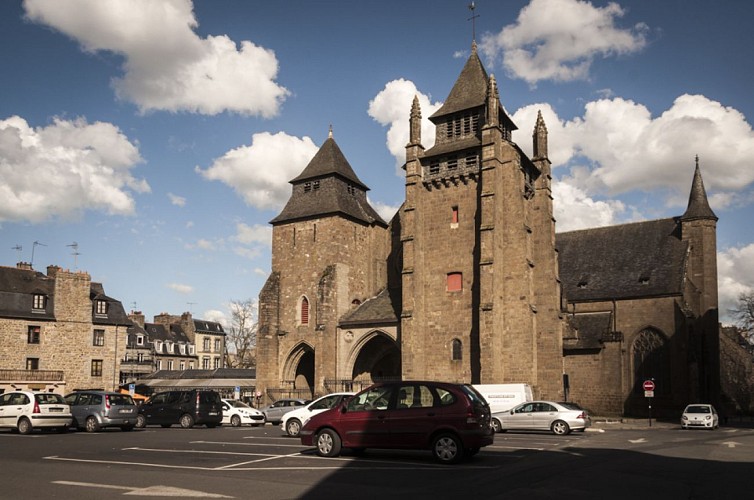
[95,300,107,315]
[136,335,144,346]
[32,294,46,311]
[155,340,163,352]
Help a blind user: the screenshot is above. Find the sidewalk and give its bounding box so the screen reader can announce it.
[587,416,754,432]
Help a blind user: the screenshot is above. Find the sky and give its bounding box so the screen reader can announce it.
[1,0,753,327]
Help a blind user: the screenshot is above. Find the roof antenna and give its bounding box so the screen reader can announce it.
[468,2,479,43]
[12,245,22,261]
[67,242,80,270]
[31,241,47,268]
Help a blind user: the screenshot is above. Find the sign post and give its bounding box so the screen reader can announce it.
[643,380,655,427]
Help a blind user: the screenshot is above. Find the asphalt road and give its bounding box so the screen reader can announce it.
[1,422,752,499]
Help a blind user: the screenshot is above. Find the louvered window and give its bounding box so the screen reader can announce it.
[300,297,309,325]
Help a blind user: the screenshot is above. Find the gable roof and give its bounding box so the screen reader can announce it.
[291,136,368,189]
[557,218,688,302]
[339,288,400,327]
[429,45,489,120]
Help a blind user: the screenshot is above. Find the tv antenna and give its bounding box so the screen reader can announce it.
[30,241,47,268]
[12,245,22,261]
[67,242,80,269]
[468,2,479,42]
[187,302,197,313]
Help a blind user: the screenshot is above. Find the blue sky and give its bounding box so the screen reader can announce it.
[1,0,752,326]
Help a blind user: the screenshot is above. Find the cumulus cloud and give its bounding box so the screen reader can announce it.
[718,244,754,324]
[511,95,754,219]
[167,282,193,294]
[197,131,318,210]
[0,115,147,223]
[480,0,648,84]
[231,222,271,260]
[369,199,401,223]
[201,308,228,328]
[368,79,443,172]
[23,0,288,116]
[168,192,186,207]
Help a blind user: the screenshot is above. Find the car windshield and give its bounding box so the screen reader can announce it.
[686,405,710,414]
[35,393,65,404]
[229,400,251,408]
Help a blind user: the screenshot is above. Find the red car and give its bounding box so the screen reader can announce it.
[299,381,494,464]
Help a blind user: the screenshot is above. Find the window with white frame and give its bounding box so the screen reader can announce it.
[32,294,46,310]
[93,329,105,346]
[95,300,107,315]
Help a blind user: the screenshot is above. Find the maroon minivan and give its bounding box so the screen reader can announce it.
[299,381,493,464]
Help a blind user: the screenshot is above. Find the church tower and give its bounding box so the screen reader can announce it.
[400,43,564,398]
[256,129,388,398]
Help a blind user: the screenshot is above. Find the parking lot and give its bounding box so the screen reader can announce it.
[1,423,752,498]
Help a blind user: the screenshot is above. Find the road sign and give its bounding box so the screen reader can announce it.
[643,380,655,391]
[644,390,654,398]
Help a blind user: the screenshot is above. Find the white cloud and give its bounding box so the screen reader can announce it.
[234,222,272,246]
[23,0,288,116]
[511,95,754,218]
[552,181,625,231]
[201,308,228,328]
[253,268,268,277]
[718,244,754,324]
[197,131,318,209]
[0,115,147,223]
[368,79,443,172]
[167,282,193,294]
[369,199,400,223]
[480,0,648,84]
[168,192,186,207]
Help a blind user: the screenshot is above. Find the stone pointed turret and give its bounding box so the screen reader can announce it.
[486,74,499,127]
[409,95,422,146]
[429,43,490,121]
[681,156,717,221]
[533,110,548,159]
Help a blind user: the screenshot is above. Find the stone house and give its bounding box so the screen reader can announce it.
[255,43,720,417]
[0,262,130,393]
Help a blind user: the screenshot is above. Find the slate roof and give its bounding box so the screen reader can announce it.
[557,218,688,302]
[0,265,54,320]
[0,265,129,325]
[339,288,400,327]
[271,136,386,227]
[143,323,192,344]
[194,319,226,335]
[681,161,717,221]
[564,312,612,351]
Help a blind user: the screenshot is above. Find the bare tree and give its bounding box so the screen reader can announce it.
[732,291,754,344]
[225,299,257,369]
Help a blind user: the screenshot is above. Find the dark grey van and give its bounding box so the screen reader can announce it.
[64,391,138,432]
[135,390,223,429]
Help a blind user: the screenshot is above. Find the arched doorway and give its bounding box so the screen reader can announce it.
[283,343,315,399]
[351,332,401,382]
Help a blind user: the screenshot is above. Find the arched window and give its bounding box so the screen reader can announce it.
[451,339,462,361]
[299,296,309,326]
[632,328,670,394]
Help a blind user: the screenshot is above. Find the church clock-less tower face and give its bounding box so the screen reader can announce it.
[400,43,564,398]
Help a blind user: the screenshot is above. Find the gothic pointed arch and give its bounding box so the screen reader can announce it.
[347,330,401,383]
[297,295,310,326]
[632,327,670,395]
[282,341,315,397]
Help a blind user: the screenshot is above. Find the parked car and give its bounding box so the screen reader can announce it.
[65,390,138,432]
[221,399,265,427]
[491,400,590,435]
[135,389,223,429]
[299,381,494,464]
[259,398,308,425]
[281,392,354,437]
[681,403,719,430]
[0,391,72,434]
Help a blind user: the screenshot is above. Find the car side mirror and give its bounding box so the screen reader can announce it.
[510,410,514,415]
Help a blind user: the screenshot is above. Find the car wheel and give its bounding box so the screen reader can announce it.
[85,416,100,433]
[231,415,242,427]
[179,414,195,429]
[432,433,464,464]
[490,418,501,433]
[121,425,134,432]
[551,420,570,435]
[316,428,342,457]
[17,417,32,435]
[135,414,146,428]
[286,418,302,437]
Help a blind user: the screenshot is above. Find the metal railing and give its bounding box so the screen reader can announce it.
[0,369,64,382]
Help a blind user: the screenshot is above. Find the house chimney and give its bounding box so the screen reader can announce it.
[16,262,33,271]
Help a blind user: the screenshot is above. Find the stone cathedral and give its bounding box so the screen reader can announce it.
[256,43,720,417]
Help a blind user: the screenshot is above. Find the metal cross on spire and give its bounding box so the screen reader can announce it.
[468,2,479,42]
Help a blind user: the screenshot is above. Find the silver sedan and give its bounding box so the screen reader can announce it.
[491,401,591,435]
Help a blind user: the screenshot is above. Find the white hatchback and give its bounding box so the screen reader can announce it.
[681,403,719,430]
[221,399,265,427]
[281,392,353,437]
[0,391,72,434]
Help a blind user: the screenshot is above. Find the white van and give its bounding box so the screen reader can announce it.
[473,384,533,413]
